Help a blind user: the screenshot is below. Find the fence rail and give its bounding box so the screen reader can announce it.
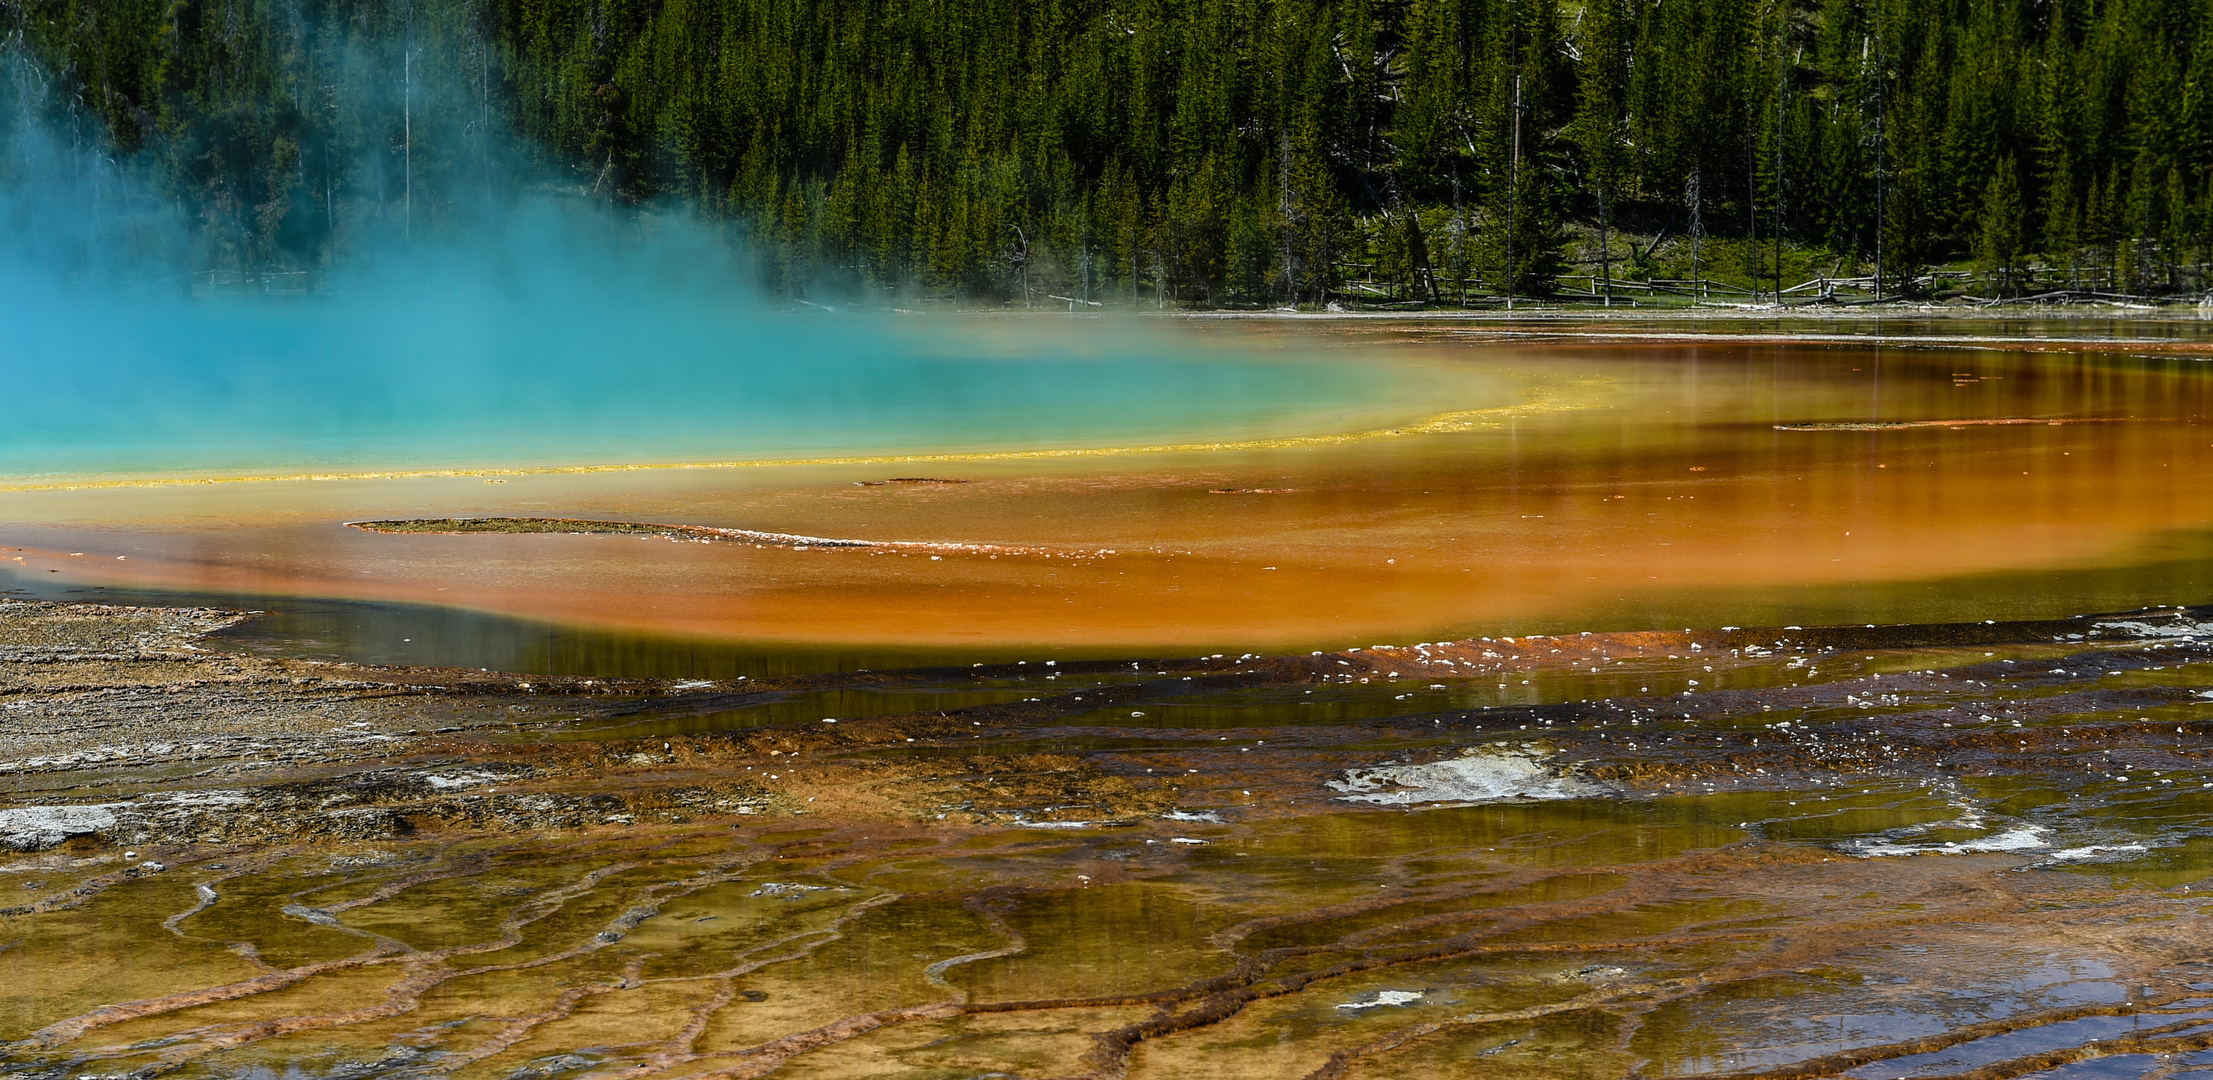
[1329,259,2213,308]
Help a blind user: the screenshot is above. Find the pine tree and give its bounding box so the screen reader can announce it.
[1975,156,2024,294]
[2043,148,2081,278]
[1575,0,1631,301]
[1476,0,1569,299]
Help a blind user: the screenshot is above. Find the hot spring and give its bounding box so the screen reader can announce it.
[10,227,2213,1080]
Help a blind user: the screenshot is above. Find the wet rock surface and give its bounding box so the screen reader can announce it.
[7,599,2213,1078]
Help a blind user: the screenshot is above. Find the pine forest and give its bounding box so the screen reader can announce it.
[6,0,2211,305]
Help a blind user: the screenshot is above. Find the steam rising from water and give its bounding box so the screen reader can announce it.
[0,49,1420,483]
[0,218,1398,480]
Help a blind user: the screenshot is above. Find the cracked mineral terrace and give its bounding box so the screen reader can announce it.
[9,599,2213,1078]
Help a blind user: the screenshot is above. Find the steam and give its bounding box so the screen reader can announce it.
[0,218,1393,480]
[0,38,1425,485]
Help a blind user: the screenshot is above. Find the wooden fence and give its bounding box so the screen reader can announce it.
[1332,260,2213,308]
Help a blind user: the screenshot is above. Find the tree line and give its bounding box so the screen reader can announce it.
[7,0,2210,302]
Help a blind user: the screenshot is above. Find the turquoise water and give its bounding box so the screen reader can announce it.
[0,222,1436,481]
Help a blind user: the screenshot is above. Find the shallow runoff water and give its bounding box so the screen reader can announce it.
[8,314,2213,1080]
